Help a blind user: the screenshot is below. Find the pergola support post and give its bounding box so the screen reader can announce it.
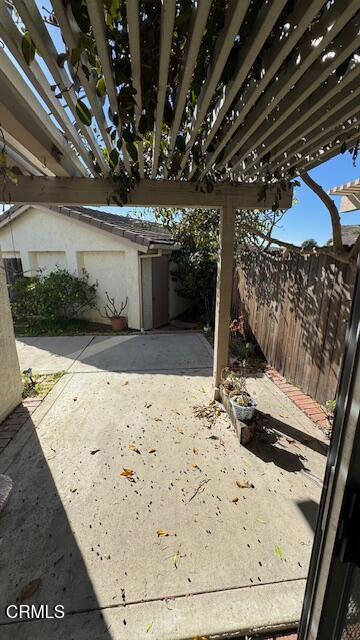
[213,199,235,396]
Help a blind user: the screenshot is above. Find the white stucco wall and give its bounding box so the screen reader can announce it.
[0,256,23,422]
[0,207,141,329]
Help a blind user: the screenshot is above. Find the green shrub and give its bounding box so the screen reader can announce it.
[231,338,255,360]
[11,268,98,325]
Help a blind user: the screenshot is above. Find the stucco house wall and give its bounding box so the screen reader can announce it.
[0,257,23,423]
[0,206,141,327]
[0,206,189,329]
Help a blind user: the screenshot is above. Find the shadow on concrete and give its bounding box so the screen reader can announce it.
[16,333,213,376]
[247,411,327,473]
[297,499,320,532]
[0,418,113,639]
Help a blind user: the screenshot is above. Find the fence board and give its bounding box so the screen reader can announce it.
[233,251,356,405]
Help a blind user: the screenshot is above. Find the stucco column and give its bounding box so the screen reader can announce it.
[0,256,23,422]
[213,199,235,394]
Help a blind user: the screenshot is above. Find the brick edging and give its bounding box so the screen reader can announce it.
[265,366,330,432]
[0,398,42,454]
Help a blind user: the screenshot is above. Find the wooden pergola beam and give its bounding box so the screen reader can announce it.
[0,177,293,209]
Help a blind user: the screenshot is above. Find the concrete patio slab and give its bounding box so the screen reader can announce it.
[68,332,213,372]
[0,333,327,639]
[16,336,94,372]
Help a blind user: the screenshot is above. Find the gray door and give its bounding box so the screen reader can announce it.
[151,256,169,328]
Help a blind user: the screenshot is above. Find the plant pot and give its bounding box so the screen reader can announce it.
[230,395,257,422]
[111,316,127,332]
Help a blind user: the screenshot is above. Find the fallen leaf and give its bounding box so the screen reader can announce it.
[219,438,225,447]
[257,516,266,524]
[148,448,157,454]
[145,403,152,408]
[236,480,254,489]
[193,636,208,640]
[173,550,180,568]
[208,435,219,440]
[232,497,239,503]
[156,529,169,537]
[90,449,100,455]
[176,428,184,434]
[193,448,198,454]
[122,381,129,386]
[146,622,153,632]
[275,544,284,560]
[20,578,41,601]
[191,463,200,470]
[120,468,134,478]
[154,417,162,422]
[129,444,141,455]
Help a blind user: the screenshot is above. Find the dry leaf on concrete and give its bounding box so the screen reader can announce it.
[20,578,41,602]
[232,497,239,503]
[120,468,134,478]
[129,444,141,455]
[236,480,254,489]
[274,544,284,560]
[156,529,169,537]
[148,448,157,454]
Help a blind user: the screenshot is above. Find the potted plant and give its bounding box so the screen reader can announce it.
[221,369,257,422]
[103,292,128,331]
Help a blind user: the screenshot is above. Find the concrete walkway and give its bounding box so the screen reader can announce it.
[0,334,327,639]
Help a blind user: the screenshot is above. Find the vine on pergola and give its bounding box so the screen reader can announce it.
[17,5,355,180]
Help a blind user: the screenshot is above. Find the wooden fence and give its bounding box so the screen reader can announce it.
[232,251,356,405]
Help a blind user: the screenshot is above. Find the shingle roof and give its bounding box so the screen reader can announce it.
[340,225,360,247]
[327,225,360,247]
[0,204,175,249]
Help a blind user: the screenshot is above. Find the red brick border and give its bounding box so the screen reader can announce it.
[265,635,297,640]
[0,398,42,455]
[265,366,330,432]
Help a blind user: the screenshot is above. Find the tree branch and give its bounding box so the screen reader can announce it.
[240,225,354,264]
[301,171,343,253]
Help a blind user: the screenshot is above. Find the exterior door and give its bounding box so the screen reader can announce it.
[299,257,360,640]
[151,255,169,328]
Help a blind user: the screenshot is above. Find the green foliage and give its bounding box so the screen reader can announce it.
[11,268,98,325]
[22,371,65,399]
[76,99,92,126]
[301,238,318,250]
[21,31,36,65]
[154,206,285,324]
[155,208,219,323]
[231,338,255,360]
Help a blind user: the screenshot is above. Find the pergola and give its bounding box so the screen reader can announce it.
[0,0,359,391]
[329,178,360,212]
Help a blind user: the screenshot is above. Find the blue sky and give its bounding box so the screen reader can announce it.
[99,153,360,246]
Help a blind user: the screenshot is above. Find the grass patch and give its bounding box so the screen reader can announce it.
[22,371,65,399]
[15,319,137,337]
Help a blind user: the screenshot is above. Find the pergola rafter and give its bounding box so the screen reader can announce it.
[0,2,94,176]
[228,7,360,174]
[198,0,327,180]
[12,0,108,173]
[86,0,131,173]
[0,1,357,183]
[50,0,113,157]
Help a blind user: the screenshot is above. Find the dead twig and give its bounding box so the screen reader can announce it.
[188,479,210,503]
